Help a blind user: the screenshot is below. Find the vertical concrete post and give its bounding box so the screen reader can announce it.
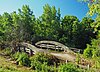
[55,45,56,51]
[29,49,33,56]
[46,44,48,50]
[23,46,26,52]
[18,46,21,52]
[87,64,90,70]
[66,60,68,63]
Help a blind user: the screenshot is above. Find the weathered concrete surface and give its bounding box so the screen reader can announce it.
[50,52,76,62]
[20,42,76,62]
[35,40,74,53]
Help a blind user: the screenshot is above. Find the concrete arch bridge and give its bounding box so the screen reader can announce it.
[15,40,78,62]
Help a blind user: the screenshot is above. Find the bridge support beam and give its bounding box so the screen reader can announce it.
[29,49,33,56]
[18,46,21,52]
[23,46,26,52]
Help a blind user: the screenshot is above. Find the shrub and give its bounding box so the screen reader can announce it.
[76,53,81,64]
[13,52,21,60]
[58,63,80,72]
[94,57,100,69]
[2,47,12,56]
[14,52,30,67]
[84,39,100,68]
[92,47,100,58]
[83,44,93,58]
[84,39,100,58]
[30,52,58,71]
[30,52,59,66]
[91,39,100,58]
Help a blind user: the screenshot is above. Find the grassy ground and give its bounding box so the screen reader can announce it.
[0,48,99,72]
[0,54,34,72]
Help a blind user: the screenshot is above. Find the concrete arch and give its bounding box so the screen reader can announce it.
[35,40,72,53]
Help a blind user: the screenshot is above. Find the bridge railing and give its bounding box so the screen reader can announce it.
[35,40,74,53]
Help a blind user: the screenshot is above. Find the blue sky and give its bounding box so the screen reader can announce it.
[0,0,89,20]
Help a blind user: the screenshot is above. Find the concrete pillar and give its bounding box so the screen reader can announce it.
[55,45,56,51]
[87,64,90,70]
[29,49,33,56]
[18,46,21,52]
[23,46,26,52]
[66,60,68,63]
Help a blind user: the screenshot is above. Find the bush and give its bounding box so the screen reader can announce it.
[91,39,100,58]
[58,63,80,72]
[13,52,21,60]
[30,53,58,71]
[84,39,100,58]
[2,47,12,56]
[14,52,30,67]
[94,57,100,69]
[84,39,100,69]
[76,53,81,64]
[92,47,100,58]
[83,44,93,58]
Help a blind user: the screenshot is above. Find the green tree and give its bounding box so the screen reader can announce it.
[18,5,35,42]
[59,15,80,47]
[0,15,4,42]
[34,4,61,41]
[10,11,20,42]
[0,5,36,50]
[78,17,95,48]
[0,12,13,42]
[80,0,100,68]
[79,0,100,16]
[91,16,100,38]
[80,0,100,38]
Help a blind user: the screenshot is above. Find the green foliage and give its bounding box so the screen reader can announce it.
[14,52,30,67]
[0,5,35,47]
[80,0,100,38]
[92,16,100,38]
[58,63,80,72]
[79,0,100,16]
[0,12,13,42]
[83,44,93,58]
[91,39,100,68]
[77,17,95,48]
[94,57,100,68]
[13,52,21,60]
[79,0,100,69]
[59,16,95,49]
[18,5,35,41]
[0,4,96,50]
[84,38,100,58]
[83,38,100,68]
[34,4,60,41]
[2,48,12,56]
[60,16,79,47]
[76,53,81,64]
[0,2,100,72]
[0,66,20,72]
[30,53,58,72]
